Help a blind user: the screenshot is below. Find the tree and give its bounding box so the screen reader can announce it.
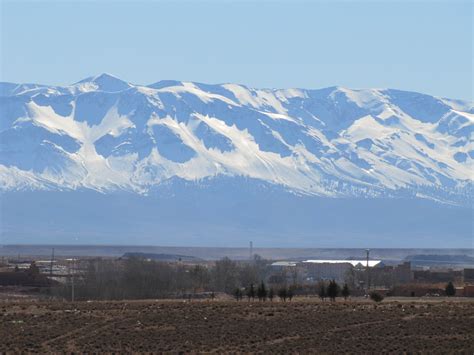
[27,261,40,277]
[341,283,350,300]
[318,281,327,301]
[246,283,256,301]
[268,288,275,302]
[257,281,267,301]
[369,291,384,302]
[287,286,294,301]
[233,288,243,301]
[213,257,238,294]
[445,281,456,297]
[327,280,339,302]
[278,287,287,302]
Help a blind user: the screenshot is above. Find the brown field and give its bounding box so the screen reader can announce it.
[1,298,473,353]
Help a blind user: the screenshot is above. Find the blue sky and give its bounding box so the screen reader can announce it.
[0,0,472,100]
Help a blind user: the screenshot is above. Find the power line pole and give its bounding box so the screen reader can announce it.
[50,248,55,277]
[366,249,370,294]
[249,241,253,261]
[70,259,75,302]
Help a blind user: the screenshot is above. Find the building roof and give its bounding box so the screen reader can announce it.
[271,261,298,267]
[303,259,381,267]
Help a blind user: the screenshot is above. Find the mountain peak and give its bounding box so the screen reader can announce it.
[75,73,131,92]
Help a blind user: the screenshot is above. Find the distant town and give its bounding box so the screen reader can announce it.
[1,245,473,301]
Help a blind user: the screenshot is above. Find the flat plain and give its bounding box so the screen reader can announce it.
[1,298,473,353]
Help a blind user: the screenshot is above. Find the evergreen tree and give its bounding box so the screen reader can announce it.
[327,280,339,301]
[341,283,350,300]
[257,281,267,301]
[445,281,456,297]
[318,282,327,301]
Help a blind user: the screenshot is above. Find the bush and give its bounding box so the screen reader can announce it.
[369,291,384,303]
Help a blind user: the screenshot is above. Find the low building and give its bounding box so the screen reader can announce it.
[370,262,413,287]
[269,261,303,285]
[463,285,474,297]
[413,269,463,283]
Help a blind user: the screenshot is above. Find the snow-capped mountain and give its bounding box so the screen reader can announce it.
[1,74,473,247]
[1,73,472,204]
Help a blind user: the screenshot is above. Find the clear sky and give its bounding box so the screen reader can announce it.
[0,0,472,100]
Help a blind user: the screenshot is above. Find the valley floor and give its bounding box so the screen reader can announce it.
[1,298,473,353]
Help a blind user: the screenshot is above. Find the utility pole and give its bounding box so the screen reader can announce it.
[50,248,55,277]
[249,241,253,261]
[70,259,75,302]
[366,249,370,294]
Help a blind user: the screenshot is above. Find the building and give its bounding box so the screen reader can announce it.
[370,262,413,287]
[463,268,474,283]
[269,261,302,285]
[302,259,381,283]
[463,285,474,297]
[413,269,463,283]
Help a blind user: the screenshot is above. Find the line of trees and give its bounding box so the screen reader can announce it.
[51,256,271,301]
[233,282,295,302]
[49,256,359,302]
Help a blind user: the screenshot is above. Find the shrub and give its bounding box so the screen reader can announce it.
[369,291,384,302]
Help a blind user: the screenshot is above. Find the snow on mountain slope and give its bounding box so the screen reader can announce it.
[0,74,472,205]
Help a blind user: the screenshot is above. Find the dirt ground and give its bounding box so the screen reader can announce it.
[1,298,473,353]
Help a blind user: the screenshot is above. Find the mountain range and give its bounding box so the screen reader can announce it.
[0,74,472,247]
